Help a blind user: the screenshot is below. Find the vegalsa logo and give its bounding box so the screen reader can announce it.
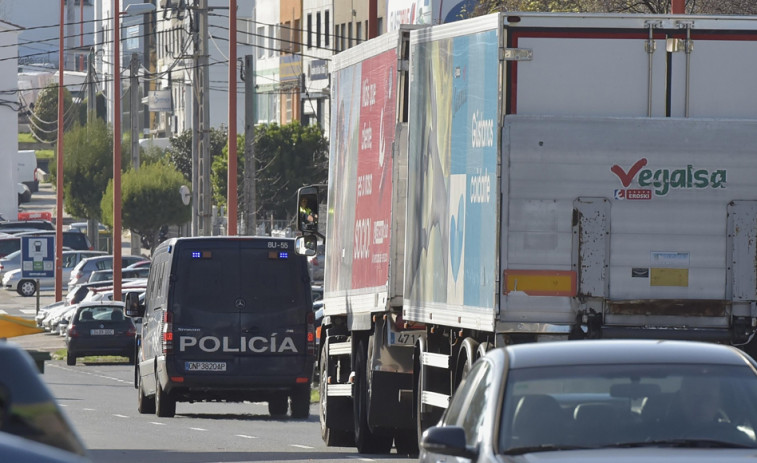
[610,158,726,199]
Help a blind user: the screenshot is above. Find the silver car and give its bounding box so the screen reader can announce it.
[1,250,107,297]
[67,255,147,292]
[420,339,757,462]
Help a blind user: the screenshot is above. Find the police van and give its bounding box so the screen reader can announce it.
[126,236,316,418]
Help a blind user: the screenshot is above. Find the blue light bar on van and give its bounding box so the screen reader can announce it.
[268,251,289,259]
[191,251,213,259]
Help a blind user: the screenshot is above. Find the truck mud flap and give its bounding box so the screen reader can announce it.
[368,370,414,430]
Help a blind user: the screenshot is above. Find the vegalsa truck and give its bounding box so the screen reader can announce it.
[295,12,757,455]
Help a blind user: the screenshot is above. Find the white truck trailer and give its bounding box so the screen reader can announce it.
[296,12,757,455]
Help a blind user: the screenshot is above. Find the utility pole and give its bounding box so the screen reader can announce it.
[86,48,100,251]
[192,0,211,236]
[243,55,256,236]
[130,53,141,254]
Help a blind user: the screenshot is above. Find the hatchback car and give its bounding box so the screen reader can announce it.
[65,301,136,365]
[0,249,21,278]
[67,255,147,292]
[15,231,92,251]
[420,339,757,462]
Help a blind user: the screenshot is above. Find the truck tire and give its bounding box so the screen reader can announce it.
[455,338,479,388]
[320,337,353,446]
[137,368,155,414]
[290,384,311,419]
[353,336,393,454]
[155,377,175,417]
[394,431,419,457]
[268,393,288,417]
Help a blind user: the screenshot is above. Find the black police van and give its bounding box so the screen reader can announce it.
[126,236,316,418]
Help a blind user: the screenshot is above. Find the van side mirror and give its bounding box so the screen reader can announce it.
[124,292,145,318]
[295,235,318,257]
[297,186,319,233]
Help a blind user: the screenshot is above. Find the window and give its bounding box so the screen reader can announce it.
[356,21,362,44]
[324,11,330,47]
[316,12,321,48]
[307,13,312,49]
[268,25,276,57]
[348,22,353,48]
[442,360,493,447]
[257,26,265,59]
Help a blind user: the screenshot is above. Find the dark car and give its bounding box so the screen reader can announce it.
[420,339,757,462]
[0,234,20,259]
[0,341,88,457]
[65,301,136,366]
[14,231,92,251]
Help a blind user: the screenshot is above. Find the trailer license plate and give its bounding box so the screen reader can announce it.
[90,329,114,335]
[185,361,227,372]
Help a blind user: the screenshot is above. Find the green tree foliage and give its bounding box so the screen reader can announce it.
[211,121,328,224]
[61,120,121,221]
[101,161,191,254]
[30,83,75,143]
[166,127,229,181]
[77,92,107,125]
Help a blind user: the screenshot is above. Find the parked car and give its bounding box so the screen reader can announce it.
[307,243,325,283]
[65,301,136,365]
[0,234,20,258]
[419,339,757,462]
[0,249,21,278]
[87,267,150,284]
[124,260,151,270]
[0,341,88,457]
[36,300,65,328]
[2,250,107,297]
[0,220,54,233]
[67,255,147,292]
[17,183,31,203]
[14,231,92,251]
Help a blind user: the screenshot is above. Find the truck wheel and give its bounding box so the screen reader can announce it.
[268,393,288,417]
[137,368,155,414]
[320,337,353,446]
[155,377,175,417]
[290,384,311,419]
[17,280,37,297]
[66,351,76,366]
[394,431,419,457]
[353,336,393,454]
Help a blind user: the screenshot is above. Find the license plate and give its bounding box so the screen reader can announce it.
[185,361,227,372]
[90,329,114,335]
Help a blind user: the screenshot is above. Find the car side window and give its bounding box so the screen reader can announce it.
[442,359,492,446]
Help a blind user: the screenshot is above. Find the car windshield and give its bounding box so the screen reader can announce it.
[500,364,757,453]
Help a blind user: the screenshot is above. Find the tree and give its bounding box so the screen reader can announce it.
[77,92,107,125]
[100,161,191,254]
[211,121,328,226]
[61,120,123,222]
[166,126,229,182]
[30,83,76,143]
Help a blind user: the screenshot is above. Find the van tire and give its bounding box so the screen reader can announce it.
[268,394,288,417]
[137,370,156,414]
[66,351,76,366]
[155,379,175,417]
[290,385,310,419]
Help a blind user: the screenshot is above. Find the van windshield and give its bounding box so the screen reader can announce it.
[172,241,308,312]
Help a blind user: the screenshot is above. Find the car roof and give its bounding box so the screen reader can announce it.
[500,339,753,369]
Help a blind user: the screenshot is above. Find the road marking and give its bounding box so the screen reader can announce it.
[20,309,36,315]
[83,408,96,411]
[345,457,375,462]
[150,422,166,426]
[113,414,129,418]
[190,427,207,431]
[290,444,314,449]
[235,434,258,439]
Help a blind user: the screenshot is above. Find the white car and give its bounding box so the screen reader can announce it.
[0,250,21,279]
[2,250,107,296]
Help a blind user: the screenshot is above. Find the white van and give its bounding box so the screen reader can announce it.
[16,150,38,193]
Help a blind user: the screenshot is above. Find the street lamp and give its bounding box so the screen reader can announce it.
[113,1,155,302]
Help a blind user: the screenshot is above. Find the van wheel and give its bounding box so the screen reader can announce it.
[268,393,288,417]
[137,369,155,414]
[290,385,310,419]
[155,378,175,417]
[17,280,37,297]
[66,351,76,366]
